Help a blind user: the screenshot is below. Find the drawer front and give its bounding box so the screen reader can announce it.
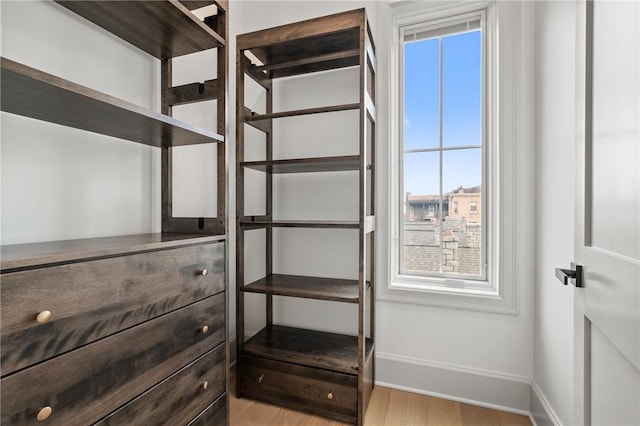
[1,294,224,425]
[1,241,224,375]
[98,343,226,425]
[239,354,357,423]
[188,394,226,426]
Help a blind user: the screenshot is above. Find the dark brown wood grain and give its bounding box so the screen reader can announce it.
[0,58,224,148]
[54,1,224,59]
[0,294,224,425]
[169,79,220,106]
[98,344,226,425]
[248,103,360,121]
[241,274,360,303]
[239,219,360,229]
[188,394,227,426]
[255,49,360,73]
[241,156,362,174]
[0,233,225,272]
[241,325,373,375]
[180,0,216,10]
[236,9,364,61]
[1,242,224,375]
[239,354,357,424]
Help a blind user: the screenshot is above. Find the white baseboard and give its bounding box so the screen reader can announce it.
[375,352,531,415]
[529,381,561,426]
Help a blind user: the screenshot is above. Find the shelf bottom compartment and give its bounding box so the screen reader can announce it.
[241,325,373,375]
[238,325,374,424]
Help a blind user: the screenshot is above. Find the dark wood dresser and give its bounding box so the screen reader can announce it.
[1,234,226,425]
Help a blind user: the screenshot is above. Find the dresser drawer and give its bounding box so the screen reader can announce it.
[1,242,224,375]
[98,343,226,425]
[239,354,357,423]
[1,294,224,425]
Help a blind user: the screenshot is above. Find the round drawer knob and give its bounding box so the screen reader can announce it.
[36,311,52,324]
[256,374,264,384]
[36,406,52,421]
[202,381,209,390]
[200,325,209,334]
[327,392,334,400]
[199,269,208,276]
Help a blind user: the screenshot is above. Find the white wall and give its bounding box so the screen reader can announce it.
[372,1,535,411]
[533,2,577,425]
[1,0,160,245]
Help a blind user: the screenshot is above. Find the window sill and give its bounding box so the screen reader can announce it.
[378,276,517,315]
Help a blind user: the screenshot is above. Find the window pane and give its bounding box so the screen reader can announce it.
[404,39,439,150]
[442,31,481,148]
[402,151,442,274]
[403,151,440,218]
[443,148,482,277]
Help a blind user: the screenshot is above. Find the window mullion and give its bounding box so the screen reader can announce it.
[438,35,444,275]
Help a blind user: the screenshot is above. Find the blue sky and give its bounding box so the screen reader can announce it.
[403,30,482,196]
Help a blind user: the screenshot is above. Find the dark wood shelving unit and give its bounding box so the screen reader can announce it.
[1,1,229,424]
[236,8,376,426]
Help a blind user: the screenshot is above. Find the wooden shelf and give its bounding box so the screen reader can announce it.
[242,274,362,303]
[1,57,224,147]
[241,156,364,174]
[240,220,360,230]
[0,233,226,272]
[247,103,360,121]
[237,9,365,78]
[55,1,225,59]
[241,325,374,375]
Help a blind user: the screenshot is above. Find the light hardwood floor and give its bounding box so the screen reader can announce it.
[229,385,533,426]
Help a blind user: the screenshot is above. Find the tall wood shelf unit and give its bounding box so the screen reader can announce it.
[235,9,376,425]
[1,1,229,424]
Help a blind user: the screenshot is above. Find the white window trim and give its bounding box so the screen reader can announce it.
[380,0,520,315]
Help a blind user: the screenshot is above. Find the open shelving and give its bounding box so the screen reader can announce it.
[1,0,229,262]
[235,8,376,425]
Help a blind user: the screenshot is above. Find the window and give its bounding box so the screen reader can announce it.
[400,11,486,280]
[470,201,478,215]
[382,1,522,314]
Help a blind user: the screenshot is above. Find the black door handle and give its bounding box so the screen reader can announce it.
[555,264,583,288]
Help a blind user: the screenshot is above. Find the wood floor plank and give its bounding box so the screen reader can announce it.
[459,403,501,426]
[497,410,532,426]
[426,395,463,426]
[363,386,391,425]
[384,388,430,425]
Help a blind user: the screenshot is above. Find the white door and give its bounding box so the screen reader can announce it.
[573,1,640,425]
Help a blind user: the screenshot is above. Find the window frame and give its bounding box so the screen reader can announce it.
[399,9,487,282]
[381,0,519,314]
